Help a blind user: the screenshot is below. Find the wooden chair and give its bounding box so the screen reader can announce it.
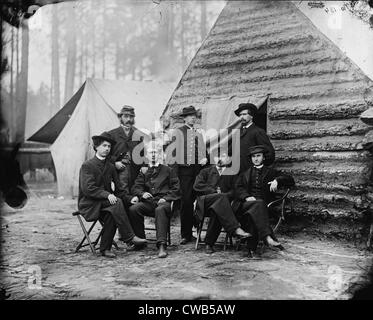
[73,211,119,255]
[194,199,233,250]
[224,188,293,251]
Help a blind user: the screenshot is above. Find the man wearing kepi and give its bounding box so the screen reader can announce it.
[193,152,250,253]
[107,105,147,203]
[235,145,294,257]
[172,106,208,245]
[129,141,180,258]
[78,132,147,258]
[234,102,275,173]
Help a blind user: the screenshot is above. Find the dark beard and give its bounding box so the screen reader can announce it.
[120,119,135,127]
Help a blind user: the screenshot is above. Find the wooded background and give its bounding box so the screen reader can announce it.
[1,0,225,143]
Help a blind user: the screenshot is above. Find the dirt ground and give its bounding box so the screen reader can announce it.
[1,180,372,300]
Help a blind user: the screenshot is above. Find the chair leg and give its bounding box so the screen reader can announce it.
[195,217,204,250]
[224,233,229,251]
[167,219,171,246]
[76,216,96,255]
[112,240,119,250]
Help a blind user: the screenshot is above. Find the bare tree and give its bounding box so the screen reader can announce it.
[15,19,29,143]
[63,5,77,103]
[200,1,207,41]
[51,4,60,114]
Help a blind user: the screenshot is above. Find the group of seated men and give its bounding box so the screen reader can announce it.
[78,120,294,258]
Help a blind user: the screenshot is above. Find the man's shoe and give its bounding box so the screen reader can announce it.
[180,235,196,245]
[205,244,215,254]
[234,227,251,239]
[265,236,284,250]
[247,249,254,258]
[101,250,116,258]
[131,236,147,246]
[158,244,168,258]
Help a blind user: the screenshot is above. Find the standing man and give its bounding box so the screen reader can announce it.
[107,105,148,204]
[234,103,275,173]
[172,106,208,245]
[129,141,180,258]
[193,153,250,253]
[78,132,147,258]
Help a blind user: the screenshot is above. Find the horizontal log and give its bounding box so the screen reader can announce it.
[268,118,371,139]
[205,20,305,50]
[275,150,370,162]
[170,75,370,107]
[277,163,370,188]
[183,58,351,87]
[272,136,365,151]
[290,202,362,218]
[269,101,371,121]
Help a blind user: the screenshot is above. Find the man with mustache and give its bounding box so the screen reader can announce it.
[234,103,275,173]
[107,105,148,208]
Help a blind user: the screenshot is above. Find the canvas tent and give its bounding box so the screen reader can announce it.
[29,78,176,196]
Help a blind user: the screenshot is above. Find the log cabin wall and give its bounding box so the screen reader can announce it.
[162,0,373,219]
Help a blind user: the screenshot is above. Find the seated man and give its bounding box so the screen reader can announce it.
[78,132,147,258]
[235,145,295,257]
[129,141,180,258]
[193,153,250,254]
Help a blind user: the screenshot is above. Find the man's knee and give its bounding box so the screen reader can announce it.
[155,203,170,216]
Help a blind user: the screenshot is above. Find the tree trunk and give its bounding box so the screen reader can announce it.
[51,5,60,114]
[102,2,106,79]
[64,6,77,103]
[168,3,174,55]
[200,1,207,41]
[181,4,186,70]
[9,27,15,142]
[91,1,95,78]
[15,19,29,143]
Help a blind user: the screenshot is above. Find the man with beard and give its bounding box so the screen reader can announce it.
[78,132,147,258]
[234,103,275,173]
[107,105,148,208]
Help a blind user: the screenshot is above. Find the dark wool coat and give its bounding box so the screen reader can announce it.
[239,124,275,172]
[131,164,180,202]
[106,126,148,187]
[193,165,239,221]
[235,166,295,205]
[78,157,129,222]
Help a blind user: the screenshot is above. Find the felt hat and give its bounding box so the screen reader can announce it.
[248,145,267,156]
[234,103,257,117]
[91,131,116,147]
[117,105,135,117]
[180,105,198,117]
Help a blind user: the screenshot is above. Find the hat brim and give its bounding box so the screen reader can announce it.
[180,111,198,117]
[234,104,257,117]
[92,135,116,147]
